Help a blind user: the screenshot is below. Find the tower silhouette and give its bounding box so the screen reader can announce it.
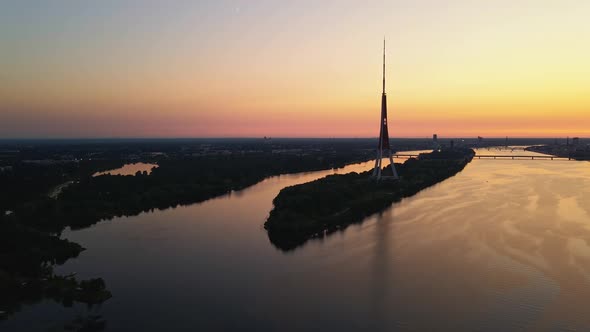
[372,40,399,180]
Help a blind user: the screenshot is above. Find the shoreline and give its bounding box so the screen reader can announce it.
[525,145,590,161]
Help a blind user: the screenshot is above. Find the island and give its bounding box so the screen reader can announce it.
[264,148,476,251]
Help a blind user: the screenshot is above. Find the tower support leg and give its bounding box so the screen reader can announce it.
[372,149,398,180]
[387,149,399,179]
[373,150,382,178]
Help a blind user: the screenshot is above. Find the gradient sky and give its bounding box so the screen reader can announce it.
[1,0,589,138]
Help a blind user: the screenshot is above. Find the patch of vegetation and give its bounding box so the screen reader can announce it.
[0,218,111,318]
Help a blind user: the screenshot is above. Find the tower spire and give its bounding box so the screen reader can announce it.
[382,39,386,94]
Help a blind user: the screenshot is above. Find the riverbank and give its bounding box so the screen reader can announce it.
[265,148,475,250]
[526,144,590,161]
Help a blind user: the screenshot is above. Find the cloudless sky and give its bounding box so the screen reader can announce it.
[1,0,589,138]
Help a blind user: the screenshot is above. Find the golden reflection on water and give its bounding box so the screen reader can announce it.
[368,155,590,331]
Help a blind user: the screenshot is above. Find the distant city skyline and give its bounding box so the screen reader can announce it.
[2,1,590,138]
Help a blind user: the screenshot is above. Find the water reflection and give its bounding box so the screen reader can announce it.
[376,158,590,330]
[369,209,398,331]
[5,149,590,331]
[93,162,158,177]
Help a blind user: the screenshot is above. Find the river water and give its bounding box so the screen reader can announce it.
[4,148,590,331]
[93,162,158,177]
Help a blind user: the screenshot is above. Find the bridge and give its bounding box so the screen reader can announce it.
[474,155,572,160]
[392,153,576,161]
[481,146,529,152]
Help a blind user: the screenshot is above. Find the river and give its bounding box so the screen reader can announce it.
[3,148,590,331]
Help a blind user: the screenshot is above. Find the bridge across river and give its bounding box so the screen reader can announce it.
[393,153,579,161]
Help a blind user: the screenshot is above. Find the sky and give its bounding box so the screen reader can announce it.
[1,0,589,138]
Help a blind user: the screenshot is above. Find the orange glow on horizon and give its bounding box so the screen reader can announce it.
[1,1,589,138]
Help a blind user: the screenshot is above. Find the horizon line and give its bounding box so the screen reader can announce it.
[0,136,586,141]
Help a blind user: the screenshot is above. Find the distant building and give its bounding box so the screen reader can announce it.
[572,137,579,146]
[475,136,483,148]
[571,137,580,151]
[433,134,440,151]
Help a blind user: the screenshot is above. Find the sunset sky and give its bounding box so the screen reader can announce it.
[1,0,589,138]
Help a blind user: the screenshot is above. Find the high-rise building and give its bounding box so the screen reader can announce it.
[433,134,441,151]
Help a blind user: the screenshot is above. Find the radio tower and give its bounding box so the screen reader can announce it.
[372,39,399,180]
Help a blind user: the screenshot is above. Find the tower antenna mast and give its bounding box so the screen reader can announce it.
[382,39,386,94]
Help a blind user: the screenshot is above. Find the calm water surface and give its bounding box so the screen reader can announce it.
[93,162,158,177]
[4,148,590,331]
